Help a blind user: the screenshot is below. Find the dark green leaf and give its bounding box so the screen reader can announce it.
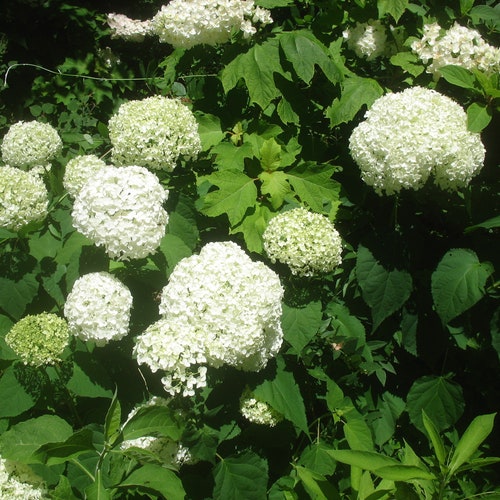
[104,389,121,445]
[294,465,341,500]
[121,406,183,442]
[229,204,272,253]
[440,65,477,90]
[66,358,114,399]
[377,0,409,22]
[0,364,36,417]
[465,215,500,233]
[281,301,323,353]
[0,273,39,320]
[298,441,337,476]
[33,429,95,465]
[422,410,447,467]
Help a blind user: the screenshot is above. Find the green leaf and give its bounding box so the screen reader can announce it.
[281,301,323,353]
[104,389,121,445]
[294,465,341,500]
[0,415,73,462]
[253,358,308,434]
[440,65,477,90]
[32,429,95,465]
[279,31,342,84]
[255,0,293,6]
[389,52,425,77]
[66,357,114,399]
[373,464,435,481]
[327,449,399,471]
[422,410,447,467]
[460,0,474,15]
[356,246,413,331]
[213,451,268,500]
[399,309,418,356]
[0,364,36,417]
[407,376,464,433]
[469,5,500,29]
[491,307,500,363]
[195,112,225,151]
[259,171,291,209]
[377,0,409,22]
[285,163,341,214]
[371,392,406,447]
[298,441,337,476]
[344,417,374,452]
[449,413,497,476]
[229,204,272,253]
[212,141,254,171]
[260,138,282,172]
[121,406,183,442]
[326,77,384,126]
[431,248,494,325]
[221,39,282,109]
[198,170,257,226]
[117,464,185,500]
[327,302,366,352]
[51,475,80,500]
[467,102,492,132]
[168,193,200,251]
[159,233,193,274]
[0,273,39,320]
[465,215,500,233]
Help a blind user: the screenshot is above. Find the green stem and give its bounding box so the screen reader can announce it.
[70,458,95,482]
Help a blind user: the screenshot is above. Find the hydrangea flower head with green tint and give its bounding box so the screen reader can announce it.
[343,19,389,60]
[0,166,49,231]
[64,272,133,346]
[151,0,272,48]
[63,154,109,198]
[71,165,169,260]
[0,457,48,499]
[108,95,201,171]
[1,121,62,169]
[240,388,282,426]
[263,207,343,277]
[349,86,485,195]
[5,313,69,367]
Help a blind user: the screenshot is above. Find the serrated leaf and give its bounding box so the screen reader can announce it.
[121,406,183,442]
[229,204,272,254]
[285,163,341,213]
[298,441,337,476]
[356,246,413,331]
[449,413,497,476]
[467,102,492,132]
[440,65,477,90]
[390,52,424,77]
[212,141,254,171]
[326,76,383,126]
[279,31,342,84]
[431,248,493,325]
[0,364,36,417]
[221,39,282,109]
[213,451,268,500]
[373,464,435,481]
[407,376,464,433]
[260,138,282,172]
[259,171,291,209]
[117,464,185,500]
[167,194,200,251]
[253,358,308,434]
[33,429,95,465]
[281,301,323,353]
[377,0,409,22]
[198,170,257,226]
[0,415,73,462]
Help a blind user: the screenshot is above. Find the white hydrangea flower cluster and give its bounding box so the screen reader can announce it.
[0,458,48,500]
[63,154,109,199]
[263,208,343,277]
[1,121,62,169]
[121,397,193,467]
[343,19,389,60]
[64,272,133,346]
[71,166,169,260]
[0,166,49,231]
[108,95,201,172]
[411,22,500,77]
[150,0,272,48]
[5,313,69,367]
[240,388,282,426]
[349,86,485,195]
[134,241,284,396]
[107,13,153,42]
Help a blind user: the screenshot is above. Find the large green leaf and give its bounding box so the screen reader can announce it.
[259,171,291,209]
[344,417,374,452]
[467,102,492,132]
[213,451,268,500]
[0,415,73,462]
[371,392,406,447]
[221,39,282,109]
[66,357,114,399]
[439,65,477,90]
[253,358,308,434]
[195,112,225,151]
[431,248,493,325]
[198,170,257,226]
[298,441,337,476]
[377,0,409,22]
[356,246,413,331]
[121,406,183,442]
[449,413,496,476]
[279,31,342,84]
[281,301,323,353]
[407,376,464,433]
[0,364,36,417]
[229,204,272,253]
[0,273,39,320]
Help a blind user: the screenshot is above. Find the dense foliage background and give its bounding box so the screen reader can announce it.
[0,0,499,498]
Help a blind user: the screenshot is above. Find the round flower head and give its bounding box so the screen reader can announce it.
[71,165,169,260]
[63,154,109,198]
[263,207,343,277]
[108,95,201,172]
[349,86,485,195]
[240,388,282,426]
[151,0,272,48]
[1,121,62,169]
[107,13,153,42]
[0,166,49,231]
[5,313,69,367]
[0,457,48,500]
[64,272,133,346]
[411,22,500,78]
[343,19,389,60]
[159,241,284,372]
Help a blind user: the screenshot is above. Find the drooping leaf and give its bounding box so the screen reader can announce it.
[281,301,323,353]
[407,376,464,433]
[213,451,268,500]
[356,246,413,331]
[33,429,95,466]
[198,170,257,226]
[221,39,283,109]
[431,248,493,325]
[0,364,37,417]
[121,406,183,442]
[327,449,399,471]
[371,392,406,447]
[373,464,435,481]
[377,0,409,22]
